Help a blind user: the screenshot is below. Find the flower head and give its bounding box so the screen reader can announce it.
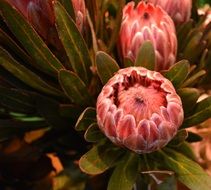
[146,0,192,24]
[97,67,184,153]
[6,0,86,38]
[119,2,177,71]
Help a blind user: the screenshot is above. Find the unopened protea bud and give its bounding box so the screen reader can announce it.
[96,67,184,153]
[119,2,177,71]
[146,0,192,24]
[6,0,86,39]
[72,0,87,33]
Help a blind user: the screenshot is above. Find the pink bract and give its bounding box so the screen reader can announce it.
[146,0,192,24]
[96,67,184,153]
[119,1,177,71]
[6,0,86,36]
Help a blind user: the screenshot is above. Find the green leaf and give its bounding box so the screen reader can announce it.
[84,123,105,142]
[164,60,190,88]
[168,129,188,147]
[75,107,96,131]
[174,142,196,161]
[96,51,120,84]
[58,0,76,21]
[59,70,93,106]
[177,88,200,114]
[183,96,211,127]
[0,87,35,114]
[59,104,82,119]
[35,94,70,129]
[159,148,211,190]
[0,47,64,97]
[0,28,32,64]
[135,41,155,70]
[54,2,92,84]
[183,32,204,63]
[0,0,64,75]
[181,70,206,88]
[108,152,139,190]
[108,0,125,52]
[79,142,124,175]
[186,132,203,143]
[158,176,177,190]
[124,57,134,67]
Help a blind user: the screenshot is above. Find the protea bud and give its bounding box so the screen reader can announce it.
[6,0,86,39]
[96,67,184,153]
[146,0,192,24]
[72,0,87,33]
[119,2,177,71]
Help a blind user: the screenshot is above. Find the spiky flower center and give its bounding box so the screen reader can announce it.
[109,70,167,124]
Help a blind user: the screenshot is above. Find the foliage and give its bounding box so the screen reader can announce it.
[0,0,211,190]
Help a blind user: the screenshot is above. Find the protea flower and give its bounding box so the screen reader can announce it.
[72,0,87,33]
[146,0,192,24]
[6,0,86,41]
[96,67,184,153]
[119,2,177,71]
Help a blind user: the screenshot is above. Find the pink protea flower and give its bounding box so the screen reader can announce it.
[146,0,192,24]
[119,2,177,71]
[6,0,86,38]
[96,67,184,153]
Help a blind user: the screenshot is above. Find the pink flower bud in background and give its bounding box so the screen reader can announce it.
[146,0,192,24]
[72,0,87,33]
[119,2,177,71]
[97,67,184,153]
[6,0,86,40]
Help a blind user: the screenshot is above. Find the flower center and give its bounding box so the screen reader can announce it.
[110,71,167,124]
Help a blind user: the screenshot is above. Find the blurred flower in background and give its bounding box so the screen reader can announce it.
[145,0,192,24]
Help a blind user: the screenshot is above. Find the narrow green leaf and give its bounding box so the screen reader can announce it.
[54,2,92,84]
[108,152,139,190]
[168,129,188,147]
[181,70,206,88]
[135,41,155,70]
[59,70,93,106]
[124,57,134,67]
[75,107,96,131]
[59,0,76,20]
[0,1,64,75]
[96,51,120,84]
[177,88,200,114]
[159,148,211,190]
[59,104,83,119]
[164,60,190,88]
[0,47,64,97]
[35,94,70,129]
[0,87,35,114]
[79,143,124,175]
[108,0,125,52]
[84,123,105,142]
[183,32,204,63]
[183,96,211,127]
[186,132,203,143]
[174,142,196,161]
[0,28,32,64]
[158,176,177,190]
